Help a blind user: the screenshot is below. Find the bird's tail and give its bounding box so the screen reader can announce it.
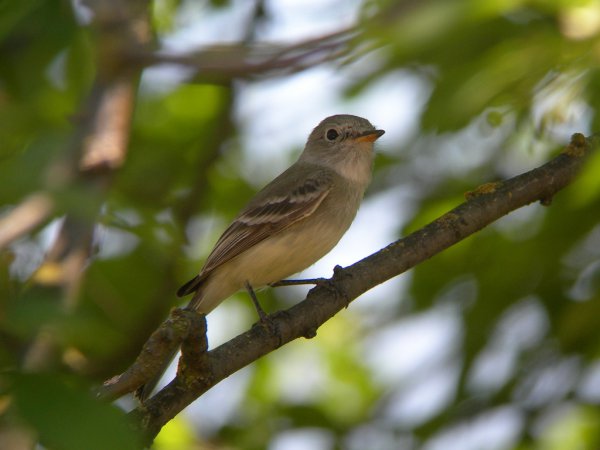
[177,274,204,297]
[178,273,211,311]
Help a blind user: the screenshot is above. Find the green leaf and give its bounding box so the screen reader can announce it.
[11,373,141,450]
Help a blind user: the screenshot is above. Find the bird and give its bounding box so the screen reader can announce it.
[137,114,383,401]
[177,114,384,315]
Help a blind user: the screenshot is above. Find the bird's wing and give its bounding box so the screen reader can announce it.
[200,174,332,276]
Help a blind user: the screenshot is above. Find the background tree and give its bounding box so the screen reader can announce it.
[1,1,600,449]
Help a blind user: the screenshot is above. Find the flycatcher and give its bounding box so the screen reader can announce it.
[178,114,384,314]
[138,115,383,400]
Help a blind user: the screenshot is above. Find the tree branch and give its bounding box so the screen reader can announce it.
[130,28,357,82]
[22,0,151,371]
[0,193,54,250]
[118,133,594,444]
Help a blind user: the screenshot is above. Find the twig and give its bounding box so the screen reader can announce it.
[0,193,54,250]
[130,28,357,81]
[99,308,204,401]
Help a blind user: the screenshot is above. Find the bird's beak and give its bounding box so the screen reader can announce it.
[354,129,385,143]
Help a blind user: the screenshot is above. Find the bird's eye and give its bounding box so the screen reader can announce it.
[326,129,339,141]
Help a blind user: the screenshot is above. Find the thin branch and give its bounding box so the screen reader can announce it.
[117,133,594,444]
[99,308,204,400]
[0,193,54,250]
[130,28,357,81]
[78,76,138,172]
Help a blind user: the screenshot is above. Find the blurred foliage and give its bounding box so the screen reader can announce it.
[9,373,140,450]
[1,0,600,449]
